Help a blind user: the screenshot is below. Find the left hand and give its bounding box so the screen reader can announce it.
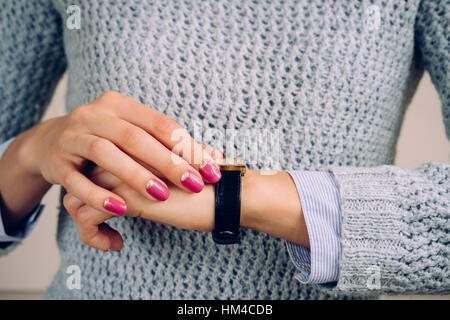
[64,165,308,252]
[63,165,218,251]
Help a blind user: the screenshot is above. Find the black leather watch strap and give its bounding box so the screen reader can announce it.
[212,170,242,244]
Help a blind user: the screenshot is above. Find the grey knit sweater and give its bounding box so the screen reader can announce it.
[0,0,449,299]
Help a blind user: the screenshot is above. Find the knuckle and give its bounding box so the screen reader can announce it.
[120,126,142,147]
[84,190,97,208]
[77,207,91,226]
[135,207,144,219]
[88,138,111,159]
[155,117,178,137]
[95,91,124,113]
[69,105,90,124]
[63,194,72,211]
[62,171,77,190]
[99,90,121,102]
[104,90,120,97]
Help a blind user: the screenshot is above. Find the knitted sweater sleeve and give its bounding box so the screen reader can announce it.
[0,0,67,143]
[326,0,449,295]
[0,0,67,254]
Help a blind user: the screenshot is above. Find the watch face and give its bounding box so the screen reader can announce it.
[215,157,246,175]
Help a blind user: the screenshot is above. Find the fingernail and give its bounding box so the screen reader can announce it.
[199,160,222,183]
[103,198,127,215]
[180,171,204,193]
[146,178,170,201]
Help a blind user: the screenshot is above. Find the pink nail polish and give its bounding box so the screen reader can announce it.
[103,198,127,215]
[146,178,170,201]
[180,171,204,193]
[199,161,222,183]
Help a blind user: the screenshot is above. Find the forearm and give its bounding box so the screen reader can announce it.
[241,170,309,247]
[0,130,51,234]
[109,168,309,247]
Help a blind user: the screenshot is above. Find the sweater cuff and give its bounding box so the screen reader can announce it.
[326,164,446,295]
[285,171,342,284]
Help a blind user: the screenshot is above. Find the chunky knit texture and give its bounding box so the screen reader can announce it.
[1,0,449,299]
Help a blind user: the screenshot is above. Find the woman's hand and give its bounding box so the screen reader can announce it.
[16,91,222,211]
[64,166,309,252]
[64,166,216,251]
[0,91,222,233]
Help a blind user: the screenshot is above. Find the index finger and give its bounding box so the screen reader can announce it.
[100,92,221,166]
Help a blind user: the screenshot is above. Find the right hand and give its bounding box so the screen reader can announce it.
[19,91,222,216]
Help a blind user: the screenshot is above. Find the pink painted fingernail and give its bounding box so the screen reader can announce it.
[199,160,222,183]
[180,171,204,193]
[146,178,170,201]
[103,198,127,215]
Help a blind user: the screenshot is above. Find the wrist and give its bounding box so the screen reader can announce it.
[239,169,260,229]
[240,170,309,246]
[240,170,284,231]
[14,116,64,181]
[0,128,51,232]
[15,118,57,177]
[14,131,40,177]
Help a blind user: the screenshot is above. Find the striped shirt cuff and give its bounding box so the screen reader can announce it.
[0,204,44,242]
[285,171,342,284]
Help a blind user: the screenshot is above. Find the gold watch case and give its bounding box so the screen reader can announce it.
[215,157,246,176]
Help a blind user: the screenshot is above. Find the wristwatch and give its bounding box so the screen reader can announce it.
[212,157,246,245]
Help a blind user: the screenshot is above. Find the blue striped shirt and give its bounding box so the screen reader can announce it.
[286,171,342,284]
[0,138,342,284]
